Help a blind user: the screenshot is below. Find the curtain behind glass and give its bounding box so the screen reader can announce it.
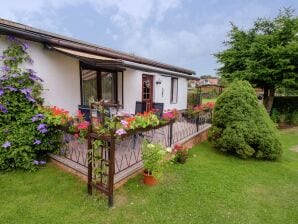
[82,70,97,106]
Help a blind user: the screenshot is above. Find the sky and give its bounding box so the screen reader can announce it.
[0,0,297,76]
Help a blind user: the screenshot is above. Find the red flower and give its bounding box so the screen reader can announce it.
[173,144,188,153]
[76,110,84,119]
[50,106,69,117]
[78,121,89,130]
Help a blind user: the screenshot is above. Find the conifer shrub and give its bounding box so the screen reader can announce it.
[208,80,282,160]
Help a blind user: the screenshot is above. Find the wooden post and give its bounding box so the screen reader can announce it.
[87,126,92,195]
[108,135,116,207]
[169,122,173,147]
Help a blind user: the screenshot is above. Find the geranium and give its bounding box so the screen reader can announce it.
[43,106,71,126]
[162,111,175,121]
[124,116,136,129]
[173,144,189,164]
[78,121,89,130]
[205,102,215,109]
[194,104,204,112]
[76,110,84,119]
[50,106,69,117]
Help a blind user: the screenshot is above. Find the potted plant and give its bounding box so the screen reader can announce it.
[141,140,166,186]
[173,144,189,164]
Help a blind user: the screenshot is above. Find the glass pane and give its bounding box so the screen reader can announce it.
[101,72,115,103]
[171,78,178,103]
[82,70,97,106]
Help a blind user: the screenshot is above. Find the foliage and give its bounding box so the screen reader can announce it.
[124,111,160,129]
[172,144,189,164]
[42,106,90,140]
[141,140,166,177]
[290,111,298,125]
[90,101,175,137]
[215,8,298,112]
[270,108,281,124]
[0,36,62,171]
[209,80,282,160]
[270,96,298,125]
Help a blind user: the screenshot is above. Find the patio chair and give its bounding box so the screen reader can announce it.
[135,101,146,114]
[152,102,164,118]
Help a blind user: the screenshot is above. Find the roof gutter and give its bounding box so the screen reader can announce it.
[0,21,195,76]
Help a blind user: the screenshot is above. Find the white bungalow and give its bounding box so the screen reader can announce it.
[0,19,197,116]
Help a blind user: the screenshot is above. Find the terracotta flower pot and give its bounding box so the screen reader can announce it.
[143,171,157,186]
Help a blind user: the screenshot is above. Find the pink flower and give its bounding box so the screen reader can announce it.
[120,120,128,128]
[116,128,127,136]
[78,121,89,130]
[162,112,175,121]
[74,133,79,138]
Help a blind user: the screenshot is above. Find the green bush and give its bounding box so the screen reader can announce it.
[208,80,282,160]
[289,111,298,125]
[0,36,61,171]
[270,109,280,124]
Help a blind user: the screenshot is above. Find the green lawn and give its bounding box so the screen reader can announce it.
[202,97,217,103]
[1,128,298,224]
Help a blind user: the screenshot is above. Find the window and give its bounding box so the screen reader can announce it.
[170,78,178,104]
[101,72,115,102]
[81,70,97,106]
[81,69,117,106]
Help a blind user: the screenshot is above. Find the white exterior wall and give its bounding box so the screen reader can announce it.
[121,69,188,114]
[0,35,81,114]
[122,68,142,114]
[1,35,189,115]
[153,74,188,111]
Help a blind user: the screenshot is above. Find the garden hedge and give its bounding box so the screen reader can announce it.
[209,80,282,160]
[272,96,298,113]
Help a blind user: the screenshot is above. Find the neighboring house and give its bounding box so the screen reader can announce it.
[0,19,197,115]
[197,78,218,86]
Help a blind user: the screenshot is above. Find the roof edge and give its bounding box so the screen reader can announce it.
[0,18,196,75]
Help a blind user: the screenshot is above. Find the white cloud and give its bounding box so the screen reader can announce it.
[89,0,180,30]
[0,0,80,35]
[0,0,292,75]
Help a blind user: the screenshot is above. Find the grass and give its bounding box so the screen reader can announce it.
[1,128,298,224]
[202,97,217,103]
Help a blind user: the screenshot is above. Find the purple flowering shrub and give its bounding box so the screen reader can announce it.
[0,36,62,171]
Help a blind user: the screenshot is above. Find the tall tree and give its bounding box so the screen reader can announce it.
[215,8,298,112]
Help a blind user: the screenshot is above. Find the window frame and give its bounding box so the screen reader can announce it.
[80,63,119,106]
[170,77,178,104]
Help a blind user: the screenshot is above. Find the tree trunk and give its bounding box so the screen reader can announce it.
[263,87,275,113]
[266,88,275,113]
[263,87,269,109]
